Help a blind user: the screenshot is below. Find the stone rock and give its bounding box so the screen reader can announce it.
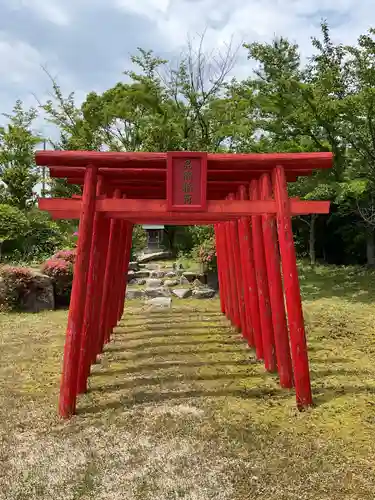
[172,288,192,299]
[164,279,179,287]
[192,279,205,288]
[165,271,177,278]
[206,270,219,291]
[138,251,173,263]
[21,272,55,313]
[145,278,163,288]
[127,270,135,282]
[192,287,216,299]
[146,297,172,309]
[126,288,145,300]
[142,263,160,270]
[180,276,190,285]
[144,287,171,298]
[182,271,205,283]
[150,270,165,278]
[129,278,146,285]
[134,270,150,279]
[128,261,139,271]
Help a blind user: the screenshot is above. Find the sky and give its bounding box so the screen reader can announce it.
[0,0,374,140]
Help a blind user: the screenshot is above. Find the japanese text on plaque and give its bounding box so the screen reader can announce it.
[183,159,193,204]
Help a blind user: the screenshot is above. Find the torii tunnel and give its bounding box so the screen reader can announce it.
[36,150,333,419]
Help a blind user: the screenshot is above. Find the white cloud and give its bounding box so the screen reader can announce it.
[0,33,43,85]
[8,0,70,26]
[1,0,375,124]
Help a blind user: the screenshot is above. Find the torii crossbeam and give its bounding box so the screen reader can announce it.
[36,150,332,418]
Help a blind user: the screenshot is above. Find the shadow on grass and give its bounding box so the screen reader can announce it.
[91,358,258,377]
[299,263,375,303]
[105,338,240,353]
[112,330,238,341]
[113,326,232,335]
[78,386,289,416]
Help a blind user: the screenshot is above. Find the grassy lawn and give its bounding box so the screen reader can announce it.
[1,263,375,499]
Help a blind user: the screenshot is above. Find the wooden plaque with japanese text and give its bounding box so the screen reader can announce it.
[166,152,207,211]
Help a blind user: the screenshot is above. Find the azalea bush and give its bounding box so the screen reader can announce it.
[0,266,34,310]
[41,258,73,307]
[52,249,76,263]
[192,236,217,272]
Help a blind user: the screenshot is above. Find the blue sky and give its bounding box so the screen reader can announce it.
[0,0,373,138]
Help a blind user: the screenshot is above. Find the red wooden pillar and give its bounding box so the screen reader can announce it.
[108,216,127,332]
[76,176,108,394]
[91,208,111,365]
[117,222,133,323]
[58,165,97,418]
[225,196,241,330]
[98,189,122,351]
[249,180,277,372]
[233,193,251,340]
[228,193,247,335]
[214,223,226,314]
[273,166,313,407]
[224,219,238,326]
[237,186,254,348]
[218,222,232,319]
[260,174,293,388]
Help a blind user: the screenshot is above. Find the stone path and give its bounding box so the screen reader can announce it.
[126,261,217,305]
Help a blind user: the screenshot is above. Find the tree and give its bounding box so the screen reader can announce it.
[0,101,40,209]
[0,204,29,259]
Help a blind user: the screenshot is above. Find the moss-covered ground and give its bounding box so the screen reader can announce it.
[1,263,375,499]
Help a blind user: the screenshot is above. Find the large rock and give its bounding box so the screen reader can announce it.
[138,251,173,263]
[164,279,179,287]
[182,271,205,283]
[146,278,163,288]
[21,272,55,313]
[172,288,192,299]
[180,276,190,285]
[126,288,145,299]
[165,271,177,278]
[144,287,171,298]
[192,287,216,299]
[150,270,165,278]
[134,270,150,279]
[146,297,172,310]
[129,278,146,285]
[127,270,135,283]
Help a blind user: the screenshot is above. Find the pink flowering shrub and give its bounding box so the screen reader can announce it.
[192,237,217,272]
[41,258,73,307]
[0,266,34,310]
[52,249,76,264]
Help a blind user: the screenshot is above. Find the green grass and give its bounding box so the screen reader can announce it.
[1,263,375,499]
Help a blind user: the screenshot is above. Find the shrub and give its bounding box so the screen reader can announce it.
[1,208,73,263]
[131,225,147,260]
[192,236,217,272]
[52,249,76,263]
[41,258,73,307]
[0,204,30,259]
[0,266,34,310]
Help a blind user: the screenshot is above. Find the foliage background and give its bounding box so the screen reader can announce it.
[1,24,375,268]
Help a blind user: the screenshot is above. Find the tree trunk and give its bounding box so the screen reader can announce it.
[366,228,375,267]
[309,214,317,266]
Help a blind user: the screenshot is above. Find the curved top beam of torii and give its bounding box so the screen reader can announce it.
[36,150,333,222]
[36,150,332,171]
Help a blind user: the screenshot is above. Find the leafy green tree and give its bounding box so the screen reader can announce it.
[0,101,40,209]
[0,204,29,259]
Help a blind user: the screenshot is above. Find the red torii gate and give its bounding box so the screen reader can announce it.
[36,150,332,418]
